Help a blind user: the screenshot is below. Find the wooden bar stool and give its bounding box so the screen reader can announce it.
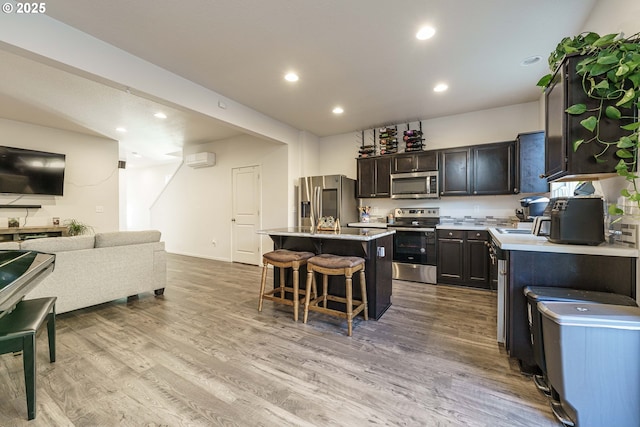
[0,297,57,420]
[258,249,315,321]
[303,254,367,336]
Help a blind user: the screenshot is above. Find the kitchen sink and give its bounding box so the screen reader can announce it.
[496,228,532,235]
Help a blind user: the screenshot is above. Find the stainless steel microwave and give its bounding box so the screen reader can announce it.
[390,171,439,199]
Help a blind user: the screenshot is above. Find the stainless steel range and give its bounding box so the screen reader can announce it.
[389,207,439,284]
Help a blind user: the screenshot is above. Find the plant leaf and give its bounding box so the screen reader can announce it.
[572,139,584,152]
[592,33,618,47]
[616,63,630,76]
[621,122,640,131]
[608,204,624,216]
[617,136,635,148]
[537,74,553,88]
[590,63,612,76]
[621,188,632,197]
[566,104,587,115]
[580,116,598,132]
[616,149,634,158]
[597,54,620,65]
[584,32,601,45]
[615,159,630,172]
[593,79,610,90]
[616,88,635,106]
[629,72,640,88]
[605,105,622,119]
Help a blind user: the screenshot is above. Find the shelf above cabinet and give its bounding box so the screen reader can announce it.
[0,205,42,209]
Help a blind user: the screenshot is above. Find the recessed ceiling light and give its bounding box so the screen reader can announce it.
[332,106,344,115]
[116,127,127,133]
[433,83,448,93]
[416,26,436,40]
[521,55,542,66]
[154,112,167,119]
[284,72,299,82]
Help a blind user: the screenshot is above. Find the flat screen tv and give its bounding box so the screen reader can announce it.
[0,146,65,196]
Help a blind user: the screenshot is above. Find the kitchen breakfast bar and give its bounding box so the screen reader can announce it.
[259,227,395,320]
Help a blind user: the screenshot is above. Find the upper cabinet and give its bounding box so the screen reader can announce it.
[544,54,636,181]
[472,141,516,195]
[440,141,516,196]
[357,156,391,198]
[392,151,438,173]
[439,148,472,196]
[517,131,548,193]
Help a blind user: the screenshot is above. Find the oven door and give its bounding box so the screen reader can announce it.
[392,228,436,265]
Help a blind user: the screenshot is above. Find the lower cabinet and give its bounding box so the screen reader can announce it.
[437,229,490,289]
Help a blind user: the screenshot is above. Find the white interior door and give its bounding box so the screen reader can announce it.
[232,165,261,265]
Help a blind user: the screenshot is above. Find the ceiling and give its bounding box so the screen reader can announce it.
[0,0,598,167]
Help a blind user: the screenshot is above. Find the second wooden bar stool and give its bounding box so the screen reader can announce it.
[258,249,315,321]
[303,254,368,336]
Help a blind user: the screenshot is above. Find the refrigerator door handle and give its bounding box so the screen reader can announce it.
[313,186,321,225]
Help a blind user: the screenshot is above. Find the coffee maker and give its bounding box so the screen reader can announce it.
[547,197,605,245]
[516,196,550,221]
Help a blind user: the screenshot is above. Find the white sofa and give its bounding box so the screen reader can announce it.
[0,230,167,314]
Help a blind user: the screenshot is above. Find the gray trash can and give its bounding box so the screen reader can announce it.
[539,301,640,427]
[523,286,637,396]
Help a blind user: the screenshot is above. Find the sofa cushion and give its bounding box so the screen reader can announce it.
[0,241,20,250]
[94,230,161,248]
[21,235,95,253]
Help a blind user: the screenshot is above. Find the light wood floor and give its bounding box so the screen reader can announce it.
[0,254,560,426]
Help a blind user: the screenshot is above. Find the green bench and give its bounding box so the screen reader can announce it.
[0,297,56,420]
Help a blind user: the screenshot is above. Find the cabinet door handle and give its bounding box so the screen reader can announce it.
[476,233,481,237]
[448,232,453,236]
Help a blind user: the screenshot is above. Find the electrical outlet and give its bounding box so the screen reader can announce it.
[211,239,217,246]
[96,205,104,213]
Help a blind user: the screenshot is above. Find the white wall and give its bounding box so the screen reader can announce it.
[0,118,119,231]
[318,102,543,219]
[150,134,287,261]
[581,0,640,36]
[123,161,181,230]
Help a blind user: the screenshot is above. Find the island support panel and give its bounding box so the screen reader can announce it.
[269,234,393,320]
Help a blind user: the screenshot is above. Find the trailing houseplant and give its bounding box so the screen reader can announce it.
[64,219,93,236]
[537,32,640,215]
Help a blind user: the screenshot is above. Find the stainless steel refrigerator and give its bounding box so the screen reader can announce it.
[298,175,358,227]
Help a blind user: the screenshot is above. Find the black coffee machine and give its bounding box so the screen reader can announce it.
[547,197,605,245]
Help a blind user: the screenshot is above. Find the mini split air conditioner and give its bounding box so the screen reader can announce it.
[186,152,216,168]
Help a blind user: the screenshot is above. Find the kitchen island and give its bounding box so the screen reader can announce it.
[259,227,395,319]
[489,228,638,371]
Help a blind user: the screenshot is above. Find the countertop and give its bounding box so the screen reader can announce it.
[488,228,638,257]
[347,222,388,229]
[436,224,494,231]
[259,227,395,241]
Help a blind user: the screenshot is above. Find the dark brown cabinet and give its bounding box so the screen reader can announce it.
[440,142,516,196]
[516,131,548,193]
[392,151,438,173]
[437,229,490,288]
[465,230,490,288]
[544,54,636,181]
[356,156,391,198]
[472,141,516,195]
[439,148,471,196]
[437,229,464,281]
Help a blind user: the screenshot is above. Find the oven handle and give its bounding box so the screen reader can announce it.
[388,227,435,232]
